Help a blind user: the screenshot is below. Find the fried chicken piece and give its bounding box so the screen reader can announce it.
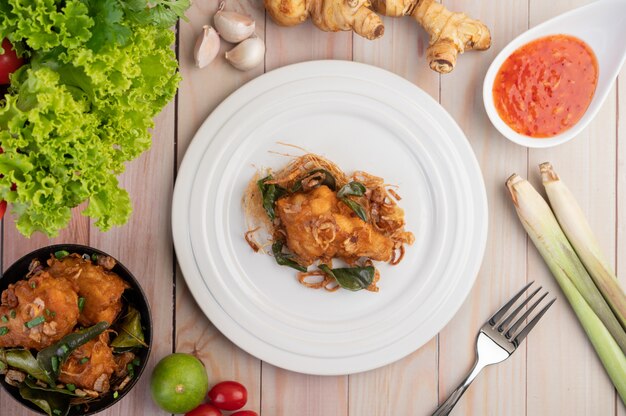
[276,185,394,264]
[113,351,136,378]
[0,271,79,350]
[47,255,129,326]
[59,332,117,393]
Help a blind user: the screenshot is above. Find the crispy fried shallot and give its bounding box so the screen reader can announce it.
[245,153,414,292]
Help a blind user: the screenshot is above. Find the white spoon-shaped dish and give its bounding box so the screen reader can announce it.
[483,0,626,148]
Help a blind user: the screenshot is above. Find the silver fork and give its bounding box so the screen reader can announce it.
[432,281,556,416]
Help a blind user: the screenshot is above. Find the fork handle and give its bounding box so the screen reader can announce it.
[431,360,486,416]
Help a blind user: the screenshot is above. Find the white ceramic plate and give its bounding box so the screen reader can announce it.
[172,61,488,375]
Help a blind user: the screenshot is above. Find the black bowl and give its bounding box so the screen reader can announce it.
[0,244,153,416]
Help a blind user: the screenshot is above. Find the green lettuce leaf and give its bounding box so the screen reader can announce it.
[83,0,132,52]
[0,1,184,237]
[0,1,93,53]
[122,0,191,28]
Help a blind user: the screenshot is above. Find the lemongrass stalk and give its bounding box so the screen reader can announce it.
[557,264,626,404]
[507,174,626,404]
[540,162,626,331]
[506,174,626,355]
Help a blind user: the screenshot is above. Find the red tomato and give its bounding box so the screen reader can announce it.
[0,201,6,221]
[231,411,258,416]
[185,403,223,416]
[208,381,247,411]
[0,39,24,85]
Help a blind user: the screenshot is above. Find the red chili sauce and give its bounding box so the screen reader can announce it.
[493,34,598,138]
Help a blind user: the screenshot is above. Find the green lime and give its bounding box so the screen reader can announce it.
[149,353,209,414]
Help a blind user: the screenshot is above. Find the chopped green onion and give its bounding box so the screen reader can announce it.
[127,363,135,378]
[92,254,98,262]
[0,327,8,336]
[10,310,16,319]
[66,384,76,392]
[132,358,140,366]
[1,315,7,323]
[30,282,36,289]
[25,316,45,329]
[51,356,59,373]
[80,357,89,364]
[78,297,85,312]
[59,344,69,355]
[53,410,61,416]
[54,250,69,259]
[113,391,119,399]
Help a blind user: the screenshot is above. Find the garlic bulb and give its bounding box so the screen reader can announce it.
[225,37,265,71]
[194,25,220,68]
[213,2,256,43]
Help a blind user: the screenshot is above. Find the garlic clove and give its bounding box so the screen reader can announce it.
[225,37,265,71]
[214,3,256,44]
[194,25,220,69]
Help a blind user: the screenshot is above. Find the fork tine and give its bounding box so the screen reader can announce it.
[504,292,548,338]
[497,287,543,332]
[512,298,556,346]
[488,281,534,325]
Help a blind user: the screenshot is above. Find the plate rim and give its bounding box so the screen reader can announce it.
[172,60,488,375]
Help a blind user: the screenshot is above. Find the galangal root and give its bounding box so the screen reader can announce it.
[264,0,491,73]
[264,0,384,40]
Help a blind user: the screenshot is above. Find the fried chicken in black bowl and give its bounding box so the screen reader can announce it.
[0,244,152,416]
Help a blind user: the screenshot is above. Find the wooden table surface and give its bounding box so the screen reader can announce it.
[2,0,625,415]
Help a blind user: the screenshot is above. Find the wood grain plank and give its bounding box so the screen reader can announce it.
[264,21,352,68]
[525,1,617,415]
[258,14,353,416]
[260,372,349,415]
[352,17,436,87]
[438,1,529,415]
[348,341,438,416]
[84,100,176,415]
[0,51,177,416]
[2,208,90,265]
[0,106,90,416]
[176,0,266,162]
[614,59,626,416]
[525,101,617,415]
[0,215,89,416]
[348,16,440,416]
[175,0,265,414]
